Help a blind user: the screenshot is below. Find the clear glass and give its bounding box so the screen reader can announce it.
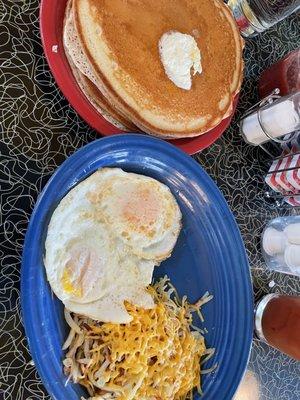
[261,215,300,276]
[254,294,300,360]
[228,0,300,37]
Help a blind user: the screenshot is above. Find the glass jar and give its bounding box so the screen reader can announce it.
[228,0,300,37]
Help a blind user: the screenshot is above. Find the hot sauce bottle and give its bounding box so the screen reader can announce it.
[259,48,300,98]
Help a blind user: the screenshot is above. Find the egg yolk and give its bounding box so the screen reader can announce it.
[61,269,82,297]
[121,184,160,235]
[61,246,100,299]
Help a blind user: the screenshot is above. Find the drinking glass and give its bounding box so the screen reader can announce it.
[254,294,300,360]
[228,0,300,37]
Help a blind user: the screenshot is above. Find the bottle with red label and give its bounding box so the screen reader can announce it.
[259,48,300,98]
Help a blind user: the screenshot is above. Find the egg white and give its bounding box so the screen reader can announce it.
[44,168,181,323]
[87,168,182,261]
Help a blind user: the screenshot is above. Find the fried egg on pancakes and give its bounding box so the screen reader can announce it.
[44,168,181,323]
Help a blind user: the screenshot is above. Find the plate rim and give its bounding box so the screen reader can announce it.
[21,134,253,400]
[39,0,239,155]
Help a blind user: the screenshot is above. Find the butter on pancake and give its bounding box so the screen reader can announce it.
[159,31,202,90]
[65,0,243,138]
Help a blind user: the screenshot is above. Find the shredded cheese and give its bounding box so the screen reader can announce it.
[63,277,213,400]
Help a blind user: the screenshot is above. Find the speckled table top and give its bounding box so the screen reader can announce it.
[0,1,299,399]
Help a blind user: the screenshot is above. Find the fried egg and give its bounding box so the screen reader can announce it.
[87,168,182,261]
[44,168,181,323]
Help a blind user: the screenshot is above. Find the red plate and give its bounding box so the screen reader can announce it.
[40,0,238,155]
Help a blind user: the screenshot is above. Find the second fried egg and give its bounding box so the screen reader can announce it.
[44,168,181,323]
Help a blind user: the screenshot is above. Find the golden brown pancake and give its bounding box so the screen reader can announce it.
[66,47,137,131]
[71,0,243,138]
[63,0,138,131]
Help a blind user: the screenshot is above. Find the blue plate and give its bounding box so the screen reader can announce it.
[21,134,253,400]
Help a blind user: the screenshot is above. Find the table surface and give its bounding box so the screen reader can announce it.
[0,1,299,399]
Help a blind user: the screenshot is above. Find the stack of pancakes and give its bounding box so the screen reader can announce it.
[63,0,243,138]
